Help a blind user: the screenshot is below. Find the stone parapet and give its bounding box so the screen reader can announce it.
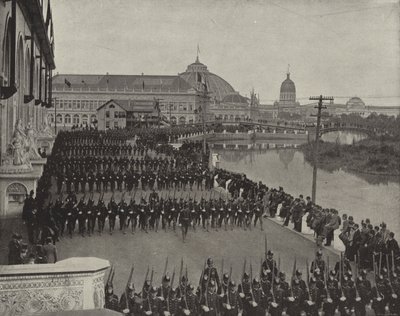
[0,257,110,316]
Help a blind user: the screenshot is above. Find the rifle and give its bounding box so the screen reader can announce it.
[249,261,255,303]
[325,256,331,300]
[378,251,382,275]
[141,265,150,299]
[221,258,224,289]
[353,255,361,301]
[125,264,134,310]
[306,259,312,301]
[339,253,345,298]
[242,258,247,295]
[386,254,395,296]
[291,256,296,297]
[183,264,190,311]
[132,189,137,204]
[178,258,184,290]
[271,258,276,303]
[199,259,207,306]
[264,234,268,260]
[148,267,154,314]
[106,265,114,286]
[278,256,281,272]
[161,257,169,284]
[111,267,115,284]
[392,251,395,274]
[167,267,176,313]
[205,260,212,308]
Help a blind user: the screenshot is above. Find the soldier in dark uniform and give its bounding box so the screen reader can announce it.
[87,171,95,193]
[200,280,219,316]
[86,200,96,236]
[220,280,242,316]
[165,288,180,316]
[202,258,221,293]
[119,198,128,234]
[119,283,143,316]
[262,250,278,278]
[116,170,123,192]
[102,171,108,192]
[97,198,107,235]
[305,277,321,316]
[73,172,80,194]
[80,173,86,193]
[127,199,137,234]
[142,286,162,316]
[105,283,120,312]
[310,250,326,279]
[179,203,191,242]
[251,278,267,316]
[108,197,118,235]
[179,284,198,316]
[238,272,251,314]
[8,233,22,265]
[77,199,87,237]
[56,173,64,194]
[109,172,116,192]
[269,277,284,316]
[96,171,102,192]
[286,277,305,316]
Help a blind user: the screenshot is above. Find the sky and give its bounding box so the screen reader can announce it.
[51,0,400,106]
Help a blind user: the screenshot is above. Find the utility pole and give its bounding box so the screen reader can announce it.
[309,95,334,203]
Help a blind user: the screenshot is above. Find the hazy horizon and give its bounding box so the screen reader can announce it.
[51,0,400,107]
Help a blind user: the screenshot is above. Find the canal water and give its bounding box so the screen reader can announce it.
[212,131,400,240]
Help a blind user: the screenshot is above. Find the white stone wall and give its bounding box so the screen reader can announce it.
[0,257,110,316]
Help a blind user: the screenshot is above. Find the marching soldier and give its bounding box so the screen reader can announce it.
[105,283,120,312]
[200,280,219,316]
[220,280,242,316]
[179,284,198,316]
[142,286,162,316]
[108,197,118,235]
[310,250,326,278]
[262,250,278,276]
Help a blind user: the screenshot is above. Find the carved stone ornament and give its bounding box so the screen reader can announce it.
[0,287,83,315]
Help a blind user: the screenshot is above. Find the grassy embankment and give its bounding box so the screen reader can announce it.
[301,136,400,177]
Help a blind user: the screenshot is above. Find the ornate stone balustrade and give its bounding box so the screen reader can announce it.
[0,257,110,316]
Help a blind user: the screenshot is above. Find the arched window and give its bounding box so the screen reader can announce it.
[56,114,62,123]
[179,116,186,125]
[48,114,54,123]
[64,114,71,124]
[170,116,177,125]
[82,114,88,125]
[90,114,97,123]
[73,114,80,124]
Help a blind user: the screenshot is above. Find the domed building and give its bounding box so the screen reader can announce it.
[179,56,236,101]
[346,97,365,109]
[275,70,299,108]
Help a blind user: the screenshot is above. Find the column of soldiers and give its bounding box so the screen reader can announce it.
[48,189,269,239]
[104,251,400,316]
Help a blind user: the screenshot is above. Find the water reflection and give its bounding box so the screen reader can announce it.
[213,142,400,238]
[321,131,368,144]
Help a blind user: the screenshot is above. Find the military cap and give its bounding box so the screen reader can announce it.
[150,286,157,293]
